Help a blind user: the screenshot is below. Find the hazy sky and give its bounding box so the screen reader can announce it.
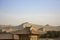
[0,0,60,26]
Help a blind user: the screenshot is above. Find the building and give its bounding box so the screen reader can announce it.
[0,33,14,40]
[12,26,45,40]
[0,28,2,32]
[0,23,46,40]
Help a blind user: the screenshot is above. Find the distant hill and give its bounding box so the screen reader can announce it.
[43,25,60,31]
[0,22,60,32]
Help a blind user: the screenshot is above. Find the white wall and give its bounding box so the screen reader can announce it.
[14,34,19,39]
[30,35,38,40]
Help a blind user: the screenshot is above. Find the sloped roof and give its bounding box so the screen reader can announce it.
[12,27,44,34]
[12,27,31,34]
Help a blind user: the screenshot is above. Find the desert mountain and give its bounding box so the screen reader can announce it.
[0,22,60,32]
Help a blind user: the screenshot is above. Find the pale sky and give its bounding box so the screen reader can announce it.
[0,0,60,26]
